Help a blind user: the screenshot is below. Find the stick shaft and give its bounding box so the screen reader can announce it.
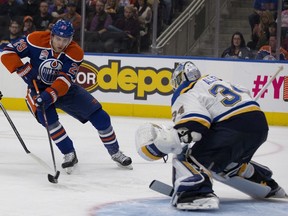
[33,80,58,174]
[254,66,284,101]
[0,102,30,153]
[0,101,51,170]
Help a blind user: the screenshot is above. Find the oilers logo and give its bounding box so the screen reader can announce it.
[39,59,63,85]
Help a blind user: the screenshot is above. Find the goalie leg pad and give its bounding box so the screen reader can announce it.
[215,174,272,198]
[172,156,215,206]
[213,161,287,199]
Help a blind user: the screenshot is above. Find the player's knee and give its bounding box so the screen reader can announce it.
[36,109,58,127]
[234,161,273,180]
[215,161,275,189]
[88,108,111,131]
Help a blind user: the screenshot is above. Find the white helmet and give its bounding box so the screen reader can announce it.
[170,61,201,90]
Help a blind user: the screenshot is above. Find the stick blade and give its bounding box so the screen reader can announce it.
[48,171,60,184]
[149,180,174,197]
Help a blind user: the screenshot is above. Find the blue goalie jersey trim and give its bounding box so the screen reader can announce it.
[213,101,261,122]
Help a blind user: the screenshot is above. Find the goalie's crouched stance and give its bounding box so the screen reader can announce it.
[135,123,287,211]
[135,123,219,210]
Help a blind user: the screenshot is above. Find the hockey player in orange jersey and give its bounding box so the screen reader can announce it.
[1,19,133,174]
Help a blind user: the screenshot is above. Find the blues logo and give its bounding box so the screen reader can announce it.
[39,59,63,85]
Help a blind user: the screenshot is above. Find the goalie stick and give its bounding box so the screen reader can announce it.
[149,180,174,197]
[283,76,288,101]
[33,80,60,184]
[149,179,288,199]
[254,66,284,101]
[0,101,51,171]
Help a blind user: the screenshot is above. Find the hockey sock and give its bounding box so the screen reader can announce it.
[48,121,74,154]
[88,109,120,155]
[98,125,119,155]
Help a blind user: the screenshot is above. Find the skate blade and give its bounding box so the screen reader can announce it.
[64,164,77,174]
[267,187,288,199]
[115,162,133,170]
[65,167,73,174]
[176,197,220,210]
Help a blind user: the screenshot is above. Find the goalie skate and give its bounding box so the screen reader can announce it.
[176,193,220,210]
[111,151,133,170]
[266,186,287,199]
[62,151,78,174]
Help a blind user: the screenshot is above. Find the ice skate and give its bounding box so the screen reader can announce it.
[62,151,78,174]
[111,151,133,170]
[265,181,287,199]
[175,192,220,210]
[243,162,288,199]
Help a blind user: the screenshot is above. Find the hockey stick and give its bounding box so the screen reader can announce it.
[149,180,174,197]
[254,66,284,101]
[0,101,51,171]
[33,80,60,184]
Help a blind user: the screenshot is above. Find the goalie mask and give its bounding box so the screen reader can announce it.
[171,61,201,90]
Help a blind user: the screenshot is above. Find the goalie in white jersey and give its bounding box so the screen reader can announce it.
[136,61,287,210]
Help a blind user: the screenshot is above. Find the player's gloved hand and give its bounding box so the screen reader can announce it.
[177,127,202,143]
[152,124,182,154]
[16,62,33,85]
[35,87,58,109]
[0,91,3,100]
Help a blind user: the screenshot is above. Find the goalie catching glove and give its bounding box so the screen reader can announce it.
[150,124,182,154]
[135,123,182,161]
[135,123,202,161]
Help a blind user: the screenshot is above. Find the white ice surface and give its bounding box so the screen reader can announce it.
[0,111,287,216]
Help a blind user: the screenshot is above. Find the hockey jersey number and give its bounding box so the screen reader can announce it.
[209,84,242,106]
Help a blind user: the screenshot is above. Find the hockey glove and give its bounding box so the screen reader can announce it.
[16,62,33,85]
[152,124,182,155]
[35,87,58,109]
[0,91,2,100]
[177,127,202,143]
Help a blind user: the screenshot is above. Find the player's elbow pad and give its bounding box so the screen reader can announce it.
[51,76,71,97]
